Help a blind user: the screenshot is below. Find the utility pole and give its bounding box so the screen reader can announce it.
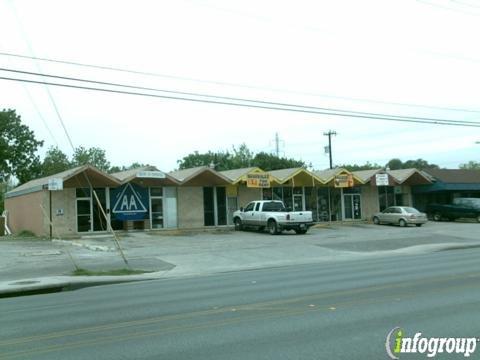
[323,130,337,169]
[275,133,279,157]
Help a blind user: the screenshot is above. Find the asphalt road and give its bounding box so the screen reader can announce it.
[1,247,480,360]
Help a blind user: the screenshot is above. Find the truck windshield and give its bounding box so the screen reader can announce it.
[262,202,286,212]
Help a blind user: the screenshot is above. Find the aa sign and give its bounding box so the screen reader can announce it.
[110,183,149,220]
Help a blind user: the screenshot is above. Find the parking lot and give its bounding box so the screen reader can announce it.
[1,221,479,283]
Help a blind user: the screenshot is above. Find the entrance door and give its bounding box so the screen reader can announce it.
[344,194,362,220]
[76,199,91,232]
[203,187,215,226]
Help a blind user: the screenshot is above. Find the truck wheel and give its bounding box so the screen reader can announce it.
[268,220,279,235]
[373,216,380,225]
[433,213,442,222]
[399,219,407,227]
[295,229,307,234]
[234,218,243,231]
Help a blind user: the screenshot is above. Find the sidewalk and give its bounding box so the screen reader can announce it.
[2,223,480,297]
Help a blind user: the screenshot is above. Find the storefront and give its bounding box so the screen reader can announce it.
[4,164,437,237]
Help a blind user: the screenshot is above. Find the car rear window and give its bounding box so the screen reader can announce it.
[404,207,420,214]
[262,202,286,212]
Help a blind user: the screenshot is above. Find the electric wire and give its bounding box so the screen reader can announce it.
[2,74,480,128]
[1,51,479,114]
[1,66,479,126]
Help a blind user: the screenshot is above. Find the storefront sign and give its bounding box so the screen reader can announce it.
[136,171,166,179]
[48,178,63,191]
[246,174,270,188]
[375,173,389,186]
[334,174,354,188]
[110,183,149,220]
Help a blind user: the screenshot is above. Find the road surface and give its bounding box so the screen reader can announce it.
[1,247,480,359]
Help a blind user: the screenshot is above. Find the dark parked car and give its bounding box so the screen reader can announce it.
[426,198,480,222]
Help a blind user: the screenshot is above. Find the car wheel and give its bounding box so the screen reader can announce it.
[373,216,380,225]
[399,219,407,227]
[433,213,442,222]
[415,224,423,227]
[268,220,279,235]
[234,218,243,231]
[295,229,307,235]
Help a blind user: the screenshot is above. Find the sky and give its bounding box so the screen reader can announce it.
[1,0,480,172]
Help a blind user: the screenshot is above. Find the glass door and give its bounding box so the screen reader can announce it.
[150,187,163,229]
[344,194,362,220]
[92,188,107,231]
[76,199,91,232]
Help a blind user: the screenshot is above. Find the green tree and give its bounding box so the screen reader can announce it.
[385,158,439,170]
[252,152,305,171]
[177,144,305,171]
[177,150,233,170]
[386,158,403,170]
[402,158,439,170]
[340,161,382,171]
[0,109,43,184]
[230,143,254,169]
[459,161,480,170]
[40,146,71,176]
[72,146,111,172]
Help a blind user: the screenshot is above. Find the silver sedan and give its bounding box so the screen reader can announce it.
[372,206,428,227]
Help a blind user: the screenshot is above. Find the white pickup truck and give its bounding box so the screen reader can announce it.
[233,200,314,235]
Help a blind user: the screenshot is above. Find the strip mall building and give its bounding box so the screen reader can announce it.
[5,164,478,237]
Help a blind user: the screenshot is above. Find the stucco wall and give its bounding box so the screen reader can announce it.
[360,185,379,220]
[238,185,261,208]
[5,191,48,236]
[177,187,204,228]
[51,188,77,236]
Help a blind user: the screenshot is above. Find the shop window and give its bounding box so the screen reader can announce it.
[283,187,293,210]
[378,186,395,212]
[76,188,91,198]
[317,188,330,222]
[273,187,283,201]
[262,188,272,200]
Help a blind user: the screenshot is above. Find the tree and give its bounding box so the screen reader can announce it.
[177,150,233,170]
[109,162,152,173]
[72,146,111,172]
[340,161,382,171]
[0,109,43,184]
[386,158,403,170]
[402,159,439,170]
[385,158,439,170]
[40,146,71,177]
[177,144,305,171]
[252,152,305,171]
[459,161,480,170]
[230,143,254,169]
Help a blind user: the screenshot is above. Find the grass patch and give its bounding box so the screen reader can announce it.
[72,268,153,276]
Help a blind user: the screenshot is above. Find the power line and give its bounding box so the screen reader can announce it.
[1,67,480,128]
[2,74,480,128]
[7,2,75,151]
[1,51,480,114]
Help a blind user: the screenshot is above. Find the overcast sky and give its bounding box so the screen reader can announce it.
[1,0,480,171]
